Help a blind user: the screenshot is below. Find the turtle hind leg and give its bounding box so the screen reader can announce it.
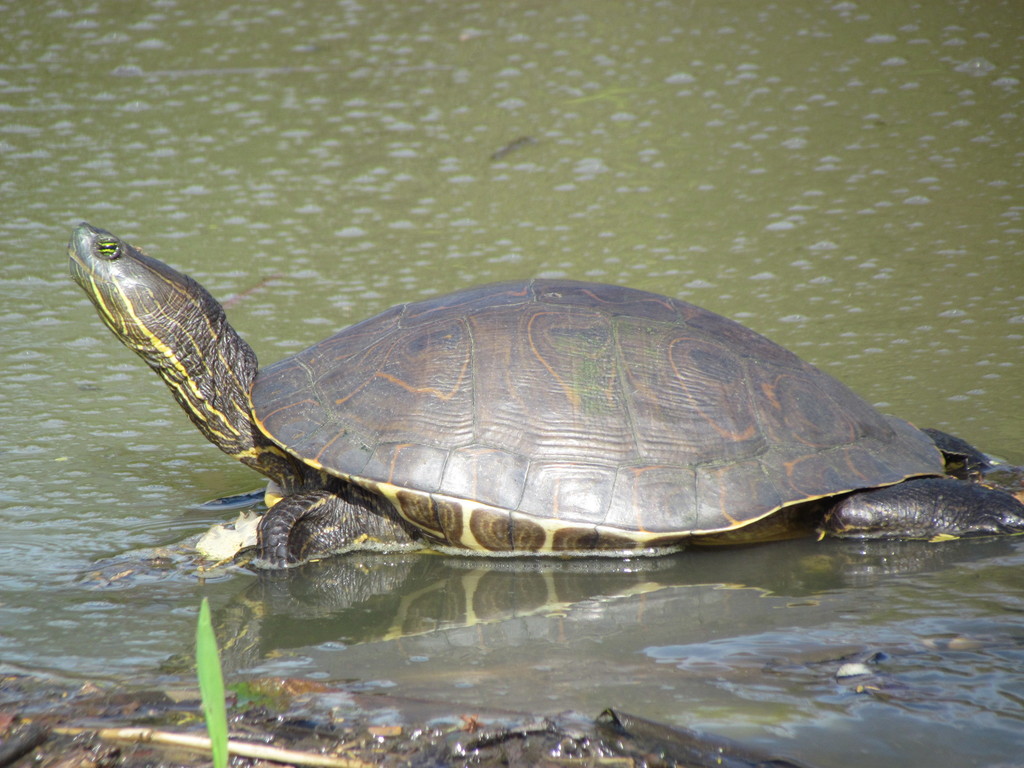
[822,477,1024,540]
[256,486,422,567]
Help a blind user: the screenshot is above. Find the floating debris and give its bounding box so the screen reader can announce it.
[489,136,538,161]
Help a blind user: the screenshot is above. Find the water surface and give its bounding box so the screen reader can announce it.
[1,2,1022,766]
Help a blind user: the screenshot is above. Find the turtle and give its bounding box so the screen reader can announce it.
[67,223,1024,567]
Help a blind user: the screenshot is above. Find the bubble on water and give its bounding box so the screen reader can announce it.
[336,226,367,238]
[665,72,696,84]
[574,157,609,176]
[807,241,838,251]
[954,58,996,76]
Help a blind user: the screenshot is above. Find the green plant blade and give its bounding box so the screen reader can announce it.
[196,597,229,768]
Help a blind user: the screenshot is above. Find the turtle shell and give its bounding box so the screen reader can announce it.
[251,280,942,552]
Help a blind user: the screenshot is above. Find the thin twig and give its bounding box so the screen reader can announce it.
[54,726,374,768]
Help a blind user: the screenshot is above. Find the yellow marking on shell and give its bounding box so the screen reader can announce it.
[370,479,447,540]
[666,335,759,443]
[457,517,484,550]
[526,311,582,410]
[364,478,698,553]
[268,447,762,553]
[370,361,470,402]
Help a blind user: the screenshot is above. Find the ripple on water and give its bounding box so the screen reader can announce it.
[1,3,1023,764]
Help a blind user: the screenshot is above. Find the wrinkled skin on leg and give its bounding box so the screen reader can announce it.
[823,477,1024,540]
[256,483,423,566]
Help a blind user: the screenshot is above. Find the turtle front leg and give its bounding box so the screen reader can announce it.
[256,490,343,567]
[822,477,1024,540]
[256,486,423,567]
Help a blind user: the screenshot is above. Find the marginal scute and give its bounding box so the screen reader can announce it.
[607,465,698,532]
[393,489,441,537]
[509,514,548,551]
[468,509,514,550]
[518,461,617,526]
[366,442,448,490]
[440,445,529,511]
[551,526,600,551]
[694,460,779,530]
[432,497,465,545]
[595,529,660,550]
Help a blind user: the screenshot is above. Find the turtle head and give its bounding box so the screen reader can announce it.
[68,222,227,373]
[68,223,283,474]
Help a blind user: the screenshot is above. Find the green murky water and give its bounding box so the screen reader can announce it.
[2,1,1022,766]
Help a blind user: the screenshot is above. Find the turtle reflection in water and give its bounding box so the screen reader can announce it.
[68,224,1024,567]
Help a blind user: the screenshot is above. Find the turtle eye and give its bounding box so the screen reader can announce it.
[95,237,121,260]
